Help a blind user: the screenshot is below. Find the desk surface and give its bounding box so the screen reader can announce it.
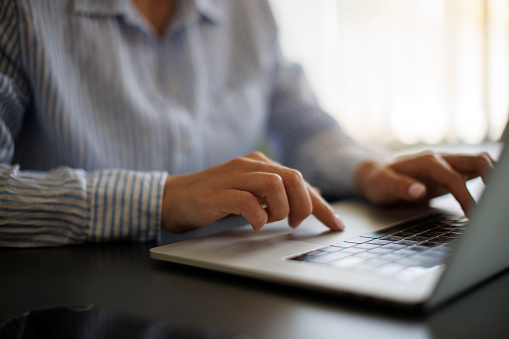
[1,217,509,339]
[1,143,508,339]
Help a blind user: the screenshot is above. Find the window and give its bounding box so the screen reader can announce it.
[270,0,509,148]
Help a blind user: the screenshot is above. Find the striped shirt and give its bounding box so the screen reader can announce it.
[0,0,379,247]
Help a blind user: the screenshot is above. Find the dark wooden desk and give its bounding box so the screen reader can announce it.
[1,222,508,339]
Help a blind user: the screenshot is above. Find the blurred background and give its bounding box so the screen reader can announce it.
[269,0,509,150]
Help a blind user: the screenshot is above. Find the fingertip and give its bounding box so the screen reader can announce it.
[462,199,477,218]
[408,182,426,200]
[332,213,345,231]
[288,211,306,228]
[252,223,265,231]
[250,213,268,232]
[288,219,302,229]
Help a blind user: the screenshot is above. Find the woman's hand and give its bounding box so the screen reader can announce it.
[355,151,495,214]
[161,152,345,233]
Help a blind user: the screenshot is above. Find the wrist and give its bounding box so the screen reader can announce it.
[161,173,201,234]
[354,160,384,200]
[161,175,181,233]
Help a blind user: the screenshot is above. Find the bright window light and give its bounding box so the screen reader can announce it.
[270,0,509,148]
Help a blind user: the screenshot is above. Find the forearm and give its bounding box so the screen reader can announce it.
[290,128,384,200]
[267,44,384,198]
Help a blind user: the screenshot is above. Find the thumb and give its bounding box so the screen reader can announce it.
[406,182,427,200]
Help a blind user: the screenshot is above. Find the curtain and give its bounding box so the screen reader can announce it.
[270,0,509,148]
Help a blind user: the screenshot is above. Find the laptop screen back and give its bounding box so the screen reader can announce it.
[427,140,508,309]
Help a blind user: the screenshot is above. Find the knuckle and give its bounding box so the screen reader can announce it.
[249,151,267,161]
[263,173,284,192]
[227,157,245,168]
[284,169,304,186]
[479,152,494,166]
[421,151,439,163]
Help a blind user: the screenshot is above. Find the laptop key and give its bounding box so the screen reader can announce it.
[393,231,418,238]
[393,249,419,257]
[330,241,356,248]
[394,240,419,246]
[354,243,380,250]
[358,225,408,238]
[354,251,381,259]
[344,236,373,244]
[368,247,395,254]
[407,245,428,252]
[366,239,392,246]
[420,241,442,248]
[341,247,367,253]
[380,236,405,242]
[406,235,429,242]
[382,244,407,251]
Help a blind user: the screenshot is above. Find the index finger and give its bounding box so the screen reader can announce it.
[441,152,495,183]
[244,152,345,231]
[420,155,476,214]
[307,184,345,231]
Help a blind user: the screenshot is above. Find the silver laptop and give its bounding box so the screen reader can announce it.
[151,141,508,310]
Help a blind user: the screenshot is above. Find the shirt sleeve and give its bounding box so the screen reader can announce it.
[0,93,167,247]
[0,1,167,247]
[267,32,384,200]
[0,165,167,247]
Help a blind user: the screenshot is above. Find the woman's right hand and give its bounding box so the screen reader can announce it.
[161,152,345,233]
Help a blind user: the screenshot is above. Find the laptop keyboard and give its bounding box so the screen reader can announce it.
[288,211,468,279]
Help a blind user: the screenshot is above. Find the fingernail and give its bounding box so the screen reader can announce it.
[333,214,345,231]
[289,220,302,229]
[408,183,426,199]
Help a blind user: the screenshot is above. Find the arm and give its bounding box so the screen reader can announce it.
[263,2,493,213]
[267,36,382,200]
[0,1,167,247]
[267,52,494,213]
[0,165,166,247]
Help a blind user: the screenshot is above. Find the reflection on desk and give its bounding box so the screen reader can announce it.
[1,241,509,339]
[0,304,237,339]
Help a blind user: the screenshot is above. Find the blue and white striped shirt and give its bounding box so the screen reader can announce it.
[0,0,379,247]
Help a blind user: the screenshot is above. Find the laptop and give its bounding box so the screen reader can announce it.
[150,141,507,310]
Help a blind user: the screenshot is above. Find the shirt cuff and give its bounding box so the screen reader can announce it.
[86,169,168,243]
